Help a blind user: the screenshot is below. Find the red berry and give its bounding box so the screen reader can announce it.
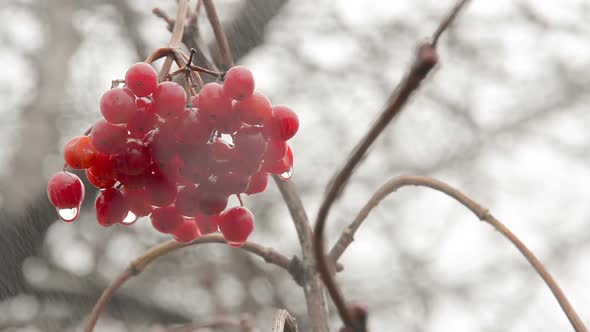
[175,185,200,217]
[264,145,293,175]
[95,188,129,227]
[87,152,118,185]
[151,205,184,234]
[144,171,177,207]
[100,87,136,124]
[194,213,219,235]
[263,139,287,163]
[85,168,116,189]
[152,82,187,118]
[47,171,85,209]
[117,172,147,190]
[144,126,178,166]
[234,91,272,125]
[196,190,228,215]
[207,137,234,172]
[269,105,299,141]
[125,62,158,97]
[245,172,268,195]
[234,126,267,160]
[218,206,254,247]
[216,104,241,134]
[172,219,201,243]
[223,66,255,101]
[176,109,212,145]
[64,135,97,169]
[216,172,251,195]
[116,139,150,175]
[197,83,232,125]
[91,118,128,154]
[121,187,152,217]
[127,101,158,139]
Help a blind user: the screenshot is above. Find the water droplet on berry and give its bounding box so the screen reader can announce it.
[121,211,138,225]
[279,167,293,180]
[57,207,79,222]
[227,241,246,248]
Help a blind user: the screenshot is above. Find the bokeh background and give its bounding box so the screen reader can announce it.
[1,0,590,331]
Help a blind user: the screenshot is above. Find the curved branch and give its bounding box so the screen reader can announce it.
[330,175,588,332]
[312,1,471,329]
[83,234,292,332]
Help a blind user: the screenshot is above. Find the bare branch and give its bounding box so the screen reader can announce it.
[202,0,234,69]
[331,175,588,332]
[312,0,472,329]
[84,234,293,332]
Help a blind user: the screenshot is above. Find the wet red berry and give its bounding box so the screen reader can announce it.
[152,82,187,118]
[125,62,158,97]
[234,91,272,125]
[47,171,85,209]
[91,118,128,154]
[218,206,254,247]
[100,87,136,124]
[269,105,299,141]
[223,66,255,101]
[64,135,97,169]
[151,205,184,234]
[95,188,129,227]
[172,218,201,243]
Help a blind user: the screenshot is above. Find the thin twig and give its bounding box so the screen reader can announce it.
[166,313,254,332]
[274,177,329,332]
[333,175,588,332]
[201,0,234,69]
[312,0,472,329]
[83,234,292,332]
[156,0,189,82]
[431,0,472,47]
[272,309,298,332]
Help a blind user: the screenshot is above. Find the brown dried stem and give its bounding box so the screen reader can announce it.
[331,175,588,332]
[83,234,292,332]
[312,0,472,329]
[156,0,188,82]
[201,0,234,69]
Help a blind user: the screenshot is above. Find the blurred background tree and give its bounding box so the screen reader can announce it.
[1,0,590,331]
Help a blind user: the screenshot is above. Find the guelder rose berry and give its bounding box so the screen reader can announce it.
[125,62,158,97]
[47,171,85,222]
[52,62,299,242]
[223,66,255,101]
[152,81,187,118]
[218,206,255,247]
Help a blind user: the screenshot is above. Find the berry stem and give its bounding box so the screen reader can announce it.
[202,0,234,70]
[236,193,244,207]
[145,47,173,64]
[110,79,125,89]
[157,0,189,82]
[83,234,293,332]
[330,176,588,332]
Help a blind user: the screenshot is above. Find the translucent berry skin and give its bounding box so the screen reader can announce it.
[64,135,97,169]
[197,83,232,125]
[91,118,128,154]
[116,139,150,176]
[175,185,200,217]
[234,91,272,125]
[121,188,152,217]
[218,206,255,247]
[144,171,177,207]
[264,145,293,174]
[263,139,287,162]
[85,168,116,189]
[125,62,158,97]
[151,205,184,234]
[194,213,219,235]
[172,219,201,243]
[269,105,299,141]
[223,66,255,101]
[100,87,136,124]
[95,188,129,227]
[152,82,187,118]
[47,171,85,209]
[245,172,268,195]
[176,109,212,145]
[196,191,228,216]
[127,101,158,139]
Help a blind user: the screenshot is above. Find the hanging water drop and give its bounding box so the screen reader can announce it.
[279,167,293,180]
[57,207,79,222]
[121,211,138,225]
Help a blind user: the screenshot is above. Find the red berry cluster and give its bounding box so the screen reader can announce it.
[47,63,299,247]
